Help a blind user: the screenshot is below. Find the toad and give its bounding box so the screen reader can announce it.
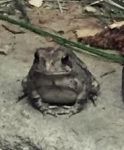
[20,47,100,116]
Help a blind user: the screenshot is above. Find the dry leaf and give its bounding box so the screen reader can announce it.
[84,6,97,13]
[109,21,124,29]
[29,0,43,7]
[75,28,102,39]
[79,25,124,54]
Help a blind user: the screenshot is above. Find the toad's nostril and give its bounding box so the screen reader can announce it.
[46,61,53,71]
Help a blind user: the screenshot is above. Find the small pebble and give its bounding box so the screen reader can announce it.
[22,147,29,150]
[21,110,30,119]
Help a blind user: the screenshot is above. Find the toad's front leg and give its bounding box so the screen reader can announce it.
[62,90,88,117]
[30,90,50,115]
[30,90,63,117]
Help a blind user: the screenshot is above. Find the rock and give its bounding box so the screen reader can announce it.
[84,6,97,13]
[0,45,12,55]
[21,110,31,120]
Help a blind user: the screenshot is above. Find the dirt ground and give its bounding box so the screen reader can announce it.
[0,2,124,150]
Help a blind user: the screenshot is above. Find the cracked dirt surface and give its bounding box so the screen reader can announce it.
[0,2,124,150]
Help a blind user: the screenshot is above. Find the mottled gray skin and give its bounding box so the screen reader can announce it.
[22,47,100,116]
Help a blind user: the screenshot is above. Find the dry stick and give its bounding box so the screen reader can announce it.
[100,69,116,77]
[90,0,124,10]
[2,24,25,34]
[106,0,124,10]
[56,0,63,13]
[90,0,104,5]
[0,14,124,63]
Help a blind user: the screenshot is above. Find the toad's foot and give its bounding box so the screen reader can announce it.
[63,104,84,117]
[33,98,50,115]
[41,104,83,117]
[40,106,67,117]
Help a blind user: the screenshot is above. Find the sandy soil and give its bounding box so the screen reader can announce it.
[0,2,124,150]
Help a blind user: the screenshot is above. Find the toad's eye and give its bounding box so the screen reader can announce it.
[34,51,39,63]
[61,54,69,65]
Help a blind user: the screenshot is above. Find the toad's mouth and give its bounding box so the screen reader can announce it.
[45,72,70,75]
[34,69,72,76]
[34,65,73,75]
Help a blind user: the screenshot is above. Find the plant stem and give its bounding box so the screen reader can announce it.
[0,14,124,63]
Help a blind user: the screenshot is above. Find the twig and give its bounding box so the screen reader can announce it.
[56,0,63,13]
[105,0,124,10]
[2,24,25,34]
[90,0,124,10]
[100,69,116,77]
[90,0,104,6]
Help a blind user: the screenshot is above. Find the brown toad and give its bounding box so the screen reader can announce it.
[21,47,100,116]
